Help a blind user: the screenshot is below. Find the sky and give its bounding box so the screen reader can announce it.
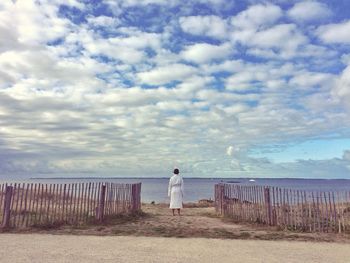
[0,0,350,179]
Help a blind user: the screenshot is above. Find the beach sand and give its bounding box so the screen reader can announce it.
[1,234,350,263]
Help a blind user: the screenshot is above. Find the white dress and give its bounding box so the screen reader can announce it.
[168,174,184,209]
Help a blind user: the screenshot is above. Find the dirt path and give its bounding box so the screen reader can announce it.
[1,234,350,263]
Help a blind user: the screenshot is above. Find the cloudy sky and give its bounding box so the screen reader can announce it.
[0,0,350,179]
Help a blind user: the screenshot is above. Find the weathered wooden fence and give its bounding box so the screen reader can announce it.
[0,182,141,229]
[215,184,350,233]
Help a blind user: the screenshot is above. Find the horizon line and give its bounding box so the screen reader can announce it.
[27,176,350,180]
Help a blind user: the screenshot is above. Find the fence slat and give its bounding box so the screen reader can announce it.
[61,184,66,223]
[38,184,44,224]
[68,184,74,224]
[52,184,58,223]
[22,184,29,227]
[13,183,21,227]
[46,184,52,224]
[72,183,77,224]
[26,184,33,227]
[91,183,96,217]
[332,192,337,233]
[324,192,329,232]
[57,184,63,223]
[2,186,13,228]
[0,184,5,212]
[97,184,106,222]
[86,182,91,221]
[65,184,70,223]
[33,184,39,225]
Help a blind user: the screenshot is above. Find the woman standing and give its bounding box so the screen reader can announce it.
[168,168,184,216]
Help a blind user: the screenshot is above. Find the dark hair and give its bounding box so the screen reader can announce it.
[173,168,179,174]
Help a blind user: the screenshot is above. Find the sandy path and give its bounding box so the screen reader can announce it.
[0,234,349,263]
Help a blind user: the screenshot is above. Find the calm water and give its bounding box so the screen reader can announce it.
[2,177,350,203]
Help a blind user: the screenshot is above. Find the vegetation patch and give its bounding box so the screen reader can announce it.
[31,221,65,230]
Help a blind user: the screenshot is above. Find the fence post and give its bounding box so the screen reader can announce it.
[264,187,273,226]
[131,184,136,212]
[138,183,142,211]
[2,186,13,229]
[220,184,225,215]
[97,185,106,222]
[131,184,141,213]
[214,185,218,213]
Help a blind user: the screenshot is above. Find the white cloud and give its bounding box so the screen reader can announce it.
[341,54,350,65]
[247,43,337,60]
[316,20,350,44]
[103,0,177,11]
[116,0,174,6]
[0,1,12,9]
[233,24,309,59]
[180,43,233,64]
[223,61,296,91]
[195,89,259,103]
[289,72,335,90]
[86,15,119,27]
[109,32,161,50]
[175,75,214,95]
[201,60,244,74]
[250,24,307,49]
[0,49,110,95]
[287,1,332,22]
[179,15,228,39]
[226,145,243,157]
[52,0,85,9]
[231,3,282,30]
[226,72,259,91]
[81,30,162,63]
[221,104,249,115]
[229,3,323,61]
[343,150,350,161]
[0,1,73,45]
[226,146,233,156]
[332,65,350,109]
[137,63,198,85]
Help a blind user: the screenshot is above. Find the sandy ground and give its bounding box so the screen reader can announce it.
[0,234,350,263]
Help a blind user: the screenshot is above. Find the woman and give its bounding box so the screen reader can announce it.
[168,168,184,216]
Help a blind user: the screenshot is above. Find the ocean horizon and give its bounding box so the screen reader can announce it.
[1,177,350,203]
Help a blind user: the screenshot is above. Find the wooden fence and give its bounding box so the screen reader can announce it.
[0,182,141,229]
[215,183,350,233]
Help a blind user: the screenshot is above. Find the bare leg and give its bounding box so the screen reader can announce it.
[172,209,175,216]
[177,209,180,216]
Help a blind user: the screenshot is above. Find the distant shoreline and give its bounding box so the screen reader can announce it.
[28,177,350,180]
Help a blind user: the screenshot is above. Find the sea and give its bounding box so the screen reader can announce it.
[1,177,350,203]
